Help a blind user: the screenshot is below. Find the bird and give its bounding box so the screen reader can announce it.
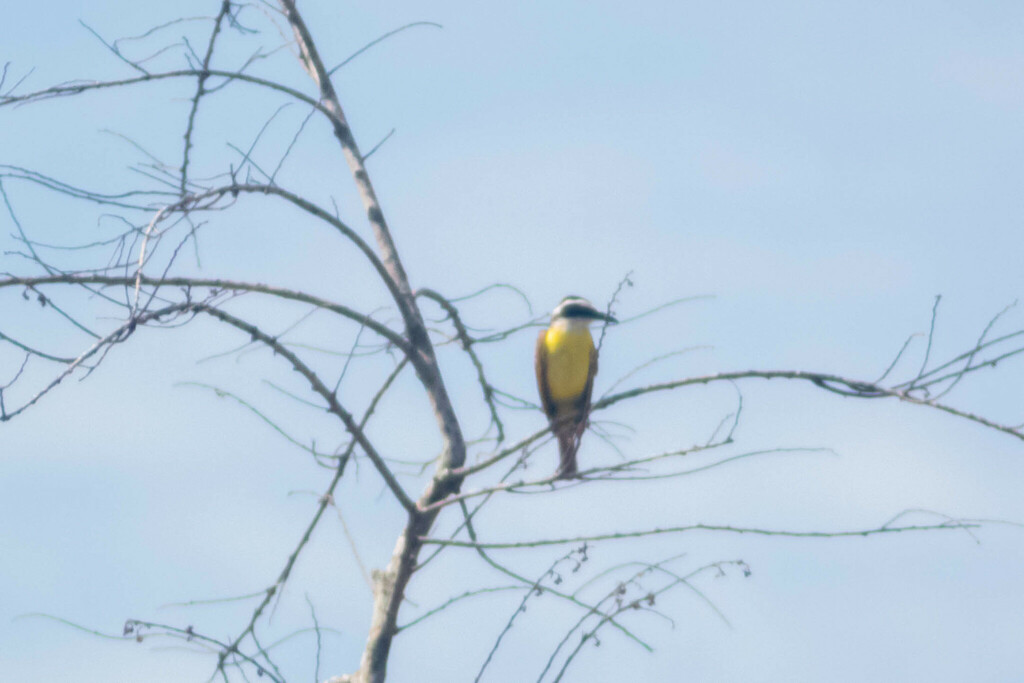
[535,296,617,478]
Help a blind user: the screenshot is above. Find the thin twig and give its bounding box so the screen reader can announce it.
[422,520,982,550]
[326,22,443,75]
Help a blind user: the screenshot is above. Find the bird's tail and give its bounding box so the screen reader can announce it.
[555,422,582,479]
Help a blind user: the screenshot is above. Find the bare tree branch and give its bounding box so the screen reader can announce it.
[418,287,505,443]
[194,303,416,514]
[595,369,1024,444]
[0,273,408,351]
[179,0,233,194]
[327,21,443,76]
[205,355,408,682]
[0,301,195,421]
[421,520,982,550]
[273,4,471,680]
[0,69,328,115]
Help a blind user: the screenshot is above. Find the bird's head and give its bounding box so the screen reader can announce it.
[550,296,618,327]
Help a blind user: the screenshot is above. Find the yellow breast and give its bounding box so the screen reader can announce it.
[544,324,594,402]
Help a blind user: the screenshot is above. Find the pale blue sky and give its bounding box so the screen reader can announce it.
[2,1,1024,682]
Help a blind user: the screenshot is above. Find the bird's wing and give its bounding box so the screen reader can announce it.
[535,329,557,420]
[576,335,598,422]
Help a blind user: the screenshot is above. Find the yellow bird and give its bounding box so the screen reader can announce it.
[535,296,617,478]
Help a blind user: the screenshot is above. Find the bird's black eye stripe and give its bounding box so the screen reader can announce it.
[560,303,600,318]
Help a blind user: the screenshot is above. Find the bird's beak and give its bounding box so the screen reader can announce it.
[599,312,618,324]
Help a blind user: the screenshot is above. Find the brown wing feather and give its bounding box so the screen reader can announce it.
[575,336,598,421]
[535,329,556,420]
